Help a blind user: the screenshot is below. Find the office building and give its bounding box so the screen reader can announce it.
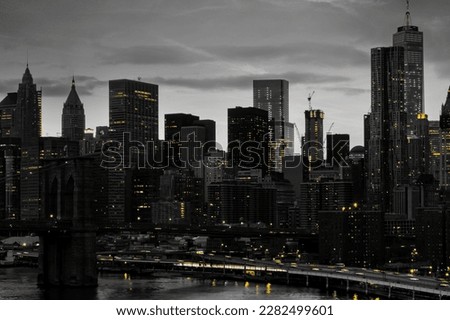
[303,109,325,169]
[367,46,407,212]
[392,4,424,133]
[300,179,353,234]
[228,106,269,173]
[440,86,450,188]
[253,79,293,172]
[108,79,159,223]
[61,77,85,141]
[18,65,42,220]
[109,79,158,142]
[326,133,350,168]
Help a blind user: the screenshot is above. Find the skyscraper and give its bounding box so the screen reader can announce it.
[0,92,19,138]
[392,2,424,133]
[326,133,350,168]
[227,106,269,173]
[0,138,21,220]
[303,109,325,168]
[440,86,450,130]
[440,86,450,188]
[18,65,42,220]
[62,77,85,141]
[165,113,199,143]
[367,46,407,212]
[429,120,441,182]
[108,79,159,223]
[253,79,293,172]
[109,79,158,142]
[165,113,216,168]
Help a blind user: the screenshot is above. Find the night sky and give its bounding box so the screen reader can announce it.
[0,0,449,150]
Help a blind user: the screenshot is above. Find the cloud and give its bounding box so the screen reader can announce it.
[0,75,106,98]
[325,87,370,96]
[149,72,350,90]
[206,42,370,67]
[101,44,214,65]
[100,41,369,69]
[38,76,106,97]
[0,79,18,95]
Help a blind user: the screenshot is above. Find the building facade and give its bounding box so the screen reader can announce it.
[62,77,85,141]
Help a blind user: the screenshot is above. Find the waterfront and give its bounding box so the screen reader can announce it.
[0,268,329,300]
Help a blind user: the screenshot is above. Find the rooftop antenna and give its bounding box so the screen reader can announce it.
[26,49,29,67]
[405,0,411,27]
[308,91,315,111]
[137,76,142,81]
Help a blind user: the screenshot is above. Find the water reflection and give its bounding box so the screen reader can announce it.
[0,268,329,300]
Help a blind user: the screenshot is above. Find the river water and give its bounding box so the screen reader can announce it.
[0,268,332,300]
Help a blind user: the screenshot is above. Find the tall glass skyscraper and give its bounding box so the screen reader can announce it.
[367,46,407,212]
[109,79,158,143]
[108,79,159,223]
[393,5,424,133]
[253,79,294,172]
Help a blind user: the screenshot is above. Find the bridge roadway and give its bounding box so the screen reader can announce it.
[98,254,450,299]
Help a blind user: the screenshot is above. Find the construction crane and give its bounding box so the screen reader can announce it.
[323,122,335,145]
[293,123,302,150]
[308,91,315,110]
[327,122,335,134]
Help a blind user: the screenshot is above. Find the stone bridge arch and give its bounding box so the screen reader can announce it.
[39,156,98,287]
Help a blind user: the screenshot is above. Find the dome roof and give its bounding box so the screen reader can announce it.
[350,145,364,154]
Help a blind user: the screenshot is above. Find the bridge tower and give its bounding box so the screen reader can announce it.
[38,155,99,287]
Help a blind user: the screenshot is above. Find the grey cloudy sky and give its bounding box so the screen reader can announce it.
[0,0,449,149]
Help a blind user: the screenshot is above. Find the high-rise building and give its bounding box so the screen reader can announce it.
[416,207,450,271]
[158,169,204,225]
[319,209,384,268]
[109,79,158,142]
[253,79,289,132]
[429,121,441,182]
[208,179,276,226]
[0,93,19,138]
[96,126,109,140]
[62,77,85,141]
[253,79,293,172]
[164,113,216,167]
[441,86,450,130]
[18,65,42,220]
[367,46,407,212]
[392,3,424,133]
[108,79,159,223]
[227,106,269,173]
[440,86,450,188]
[0,138,21,220]
[326,133,350,167]
[303,109,325,169]
[180,126,206,170]
[407,113,430,179]
[165,113,200,142]
[349,146,366,205]
[299,179,353,234]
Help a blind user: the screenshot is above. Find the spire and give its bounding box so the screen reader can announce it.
[404,0,412,27]
[64,76,83,106]
[21,63,33,85]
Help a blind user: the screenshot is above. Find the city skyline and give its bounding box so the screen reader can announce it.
[2,0,450,302]
[0,0,449,149]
